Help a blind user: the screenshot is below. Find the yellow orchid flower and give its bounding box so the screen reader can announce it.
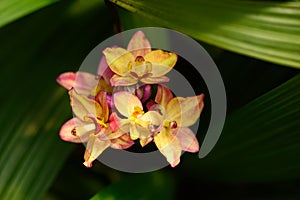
[153,85,204,167]
[113,91,162,145]
[59,89,133,167]
[103,31,178,86]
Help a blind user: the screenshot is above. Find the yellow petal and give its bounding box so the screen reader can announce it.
[127,30,151,58]
[74,72,98,95]
[141,76,170,84]
[110,74,138,86]
[96,91,109,122]
[155,84,174,108]
[144,50,177,74]
[154,127,181,167]
[135,124,152,139]
[148,64,173,77]
[69,89,103,122]
[59,118,93,143]
[140,137,153,147]
[166,94,204,127]
[140,111,163,127]
[113,91,143,117]
[83,134,110,168]
[173,127,199,152]
[103,47,134,76]
[130,123,139,140]
[110,133,134,149]
[100,127,125,140]
[91,77,113,96]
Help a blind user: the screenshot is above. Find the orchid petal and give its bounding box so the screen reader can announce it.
[59,118,92,143]
[113,91,143,117]
[140,111,163,128]
[109,112,123,132]
[110,113,131,134]
[91,77,113,96]
[103,47,134,76]
[130,123,139,140]
[56,71,98,95]
[140,137,153,147]
[83,134,110,168]
[145,50,177,69]
[110,133,134,149]
[135,124,152,139]
[141,76,170,84]
[166,94,204,127]
[99,127,125,140]
[56,72,75,90]
[173,127,199,152]
[97,56,114,81]
[155,84,174,108]
[149,64,173,77]
[96,91,109,122]
[127,30,151,58]
[148,104,166,123]
[74,72,98,95]
[85,114,102,134]
[154,127,181,167]
[110,74,138,86]
[69,89,103,121]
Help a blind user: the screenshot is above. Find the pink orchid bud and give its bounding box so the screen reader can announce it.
[106,94,114,109]
[141,84,152,103]
[135,87,143,100]
[146,99,155,110]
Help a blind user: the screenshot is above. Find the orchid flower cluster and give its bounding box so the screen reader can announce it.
[57,31,204,168]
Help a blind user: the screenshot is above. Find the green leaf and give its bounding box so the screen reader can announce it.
[0,0,113,199]
[90,172,175,200]
[0,0,59,28]
[186,73,300,182]
[110,0,300,69]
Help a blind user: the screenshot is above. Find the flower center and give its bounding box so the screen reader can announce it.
[132,106,144,118]
[135,56,145,63]
[96,117,108,128]
[71,128,77,136]
[130,106,150,127]
[163,121,177,129]
[128,56,152,76]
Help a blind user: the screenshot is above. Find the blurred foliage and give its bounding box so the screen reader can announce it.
[0,0,113,199]
[0,0,58,28]
[110,0,300,68]
[0,0,299,200]
[90,171,175,200]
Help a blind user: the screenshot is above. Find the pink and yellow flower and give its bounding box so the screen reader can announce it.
[59,89,133,167]
[113,91,162,145]
[57,30,205,168]
[103,31,178,86]
[152,85,205,167]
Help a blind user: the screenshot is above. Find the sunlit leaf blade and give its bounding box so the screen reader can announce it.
[110,0,300,69]
[0,0,59,28]
[187,73,300,182]
[90,172,175,200]
[0,0,113,199]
